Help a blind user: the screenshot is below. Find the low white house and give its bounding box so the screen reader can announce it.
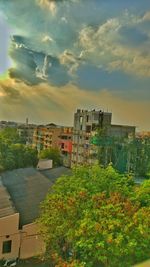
[37,159,53,170]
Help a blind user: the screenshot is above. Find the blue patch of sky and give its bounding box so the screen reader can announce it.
[76,64,150,100]
[0,12,12,74]
[119,26,149,47]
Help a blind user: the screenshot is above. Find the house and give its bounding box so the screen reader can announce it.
[0,167,70,261]
[71,109,136,170]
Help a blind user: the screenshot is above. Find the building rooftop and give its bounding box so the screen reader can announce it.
[111,124,136,129]
[40,166,71,182]
[76,109,112,115]
[0,178,16,219]
[1,167,71,227]
[1,168,52,226]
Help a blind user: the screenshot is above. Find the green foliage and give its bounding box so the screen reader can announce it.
[38,165,150,267]
[0,128,38,171]
[0,127,24,144]
[39,148,62,167]
[135,138,150,177]
[91,127,150,177]
[135,180,150,207]
[0,143,38,171]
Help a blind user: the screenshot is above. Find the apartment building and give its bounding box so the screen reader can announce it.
[58,127,73,167]
[32,123,63,151]
[17,124,37,145]
[33,124,73,167]
[71,109,136,167]
[0,121,19,131]
[136,131,150,138]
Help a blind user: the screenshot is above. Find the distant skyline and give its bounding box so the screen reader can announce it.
[0,0,150,130]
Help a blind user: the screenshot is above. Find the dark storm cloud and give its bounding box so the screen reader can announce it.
[8,35,70,86]
[0,0,150,95]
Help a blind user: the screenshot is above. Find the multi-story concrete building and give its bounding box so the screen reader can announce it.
[32,123,63,152]
[0,121,19,130]
[58,127,73,167]
[0,118,37,145]
[136,131,150,138]
[71,109,136,167]
[71,109,111,166]
[17,124,37,145]
[33,124,73,167]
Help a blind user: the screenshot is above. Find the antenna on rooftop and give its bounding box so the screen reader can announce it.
[26,118,29,126]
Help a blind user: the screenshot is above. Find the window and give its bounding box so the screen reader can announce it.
[80,116,83,124]
[94,113,99,121]
[61,136,68,140]
[2,240,12,254]
[61,143,65,149]
[92,123,97,131]
[62,151,68,156]
[86,125,91,133]
[86,115,89,122]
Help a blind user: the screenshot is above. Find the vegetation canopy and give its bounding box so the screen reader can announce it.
[0,128,38,171]
[38,165,150,267]
[39,148,62,167]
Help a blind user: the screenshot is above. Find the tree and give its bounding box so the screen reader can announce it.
[38,165,150,267]
[0,127,24,144]
[135,180,150,207]
[0,127,38,171]
[135,138,150,177]
[0,142,38,171]
[39,148,62,167]
[91,125,150,177]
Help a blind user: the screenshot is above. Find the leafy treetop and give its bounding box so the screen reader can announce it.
[38,165,150,267]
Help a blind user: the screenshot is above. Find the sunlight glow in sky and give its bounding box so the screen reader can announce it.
[0,0,150,130]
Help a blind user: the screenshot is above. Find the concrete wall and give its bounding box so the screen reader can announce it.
[37,159,53,170]
[0,214,45,260]
[0,213,20,260]
[110,125,135,138]
[20,223,45,259]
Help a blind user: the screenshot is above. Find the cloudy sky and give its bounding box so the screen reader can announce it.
[0,0,150,130]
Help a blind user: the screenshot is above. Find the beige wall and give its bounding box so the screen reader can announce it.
[0,214,45,261]
[0,213,20,260]
[0,213,19,235]
[20,223,45,259]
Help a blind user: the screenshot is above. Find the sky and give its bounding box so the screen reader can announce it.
[0,0,150,130]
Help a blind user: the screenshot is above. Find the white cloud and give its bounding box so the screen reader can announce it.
[37,0,57,15]
[143,11,150,21]
[59,50,81,75]
[37,0,80,16]
[61,17,68,23]
[78,12,150,77]
[42,35,54,43]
